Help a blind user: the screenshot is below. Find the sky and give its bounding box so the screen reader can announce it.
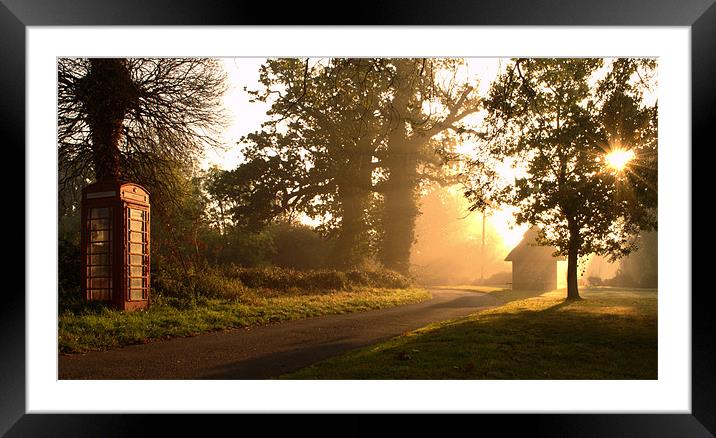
[201,58,271,170]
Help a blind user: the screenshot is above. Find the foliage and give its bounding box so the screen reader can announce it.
[267,222,333,269]
[604,231,658,288]
[213,265,412,293]
[210,58,481,272]
[147,263,413,305]
[198,219,334,270]
[461,58,658,299]
[58,210,81,295]
[148,165,214,274]
[209,59,391,267]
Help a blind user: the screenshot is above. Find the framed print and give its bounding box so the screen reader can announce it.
[4,0,712,436]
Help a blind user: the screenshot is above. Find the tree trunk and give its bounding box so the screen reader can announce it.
[379,60,422,274]
[81,58,137,182]
[333,186,370,269]
[333,145,374,269]
[566,221,581,300]
[381,136,419,274]
[90,116,123,181]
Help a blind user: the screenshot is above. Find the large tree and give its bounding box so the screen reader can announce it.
[378,58,480,272]
[463,58,657,299]
[211,58,391,267]
[214,58,480,271]
[58,58,227,208]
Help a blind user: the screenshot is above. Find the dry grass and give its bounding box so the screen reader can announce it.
[59,287,430,354]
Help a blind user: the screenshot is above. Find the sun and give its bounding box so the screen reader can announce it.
[604,148,635,172]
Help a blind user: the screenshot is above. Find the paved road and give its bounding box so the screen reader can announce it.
[58,288,500,379]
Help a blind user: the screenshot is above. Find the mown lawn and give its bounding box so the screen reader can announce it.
[281,287,657,379]
[59,287,430,354]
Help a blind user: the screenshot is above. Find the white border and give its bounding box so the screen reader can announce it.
[27,27,691,413]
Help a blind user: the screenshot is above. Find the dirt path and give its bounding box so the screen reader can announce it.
[58,288,500,379]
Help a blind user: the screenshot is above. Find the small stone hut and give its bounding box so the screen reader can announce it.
[504,226,562,291]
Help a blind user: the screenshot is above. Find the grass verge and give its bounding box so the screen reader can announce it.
[281,287,657,379]
[59,287,430,354]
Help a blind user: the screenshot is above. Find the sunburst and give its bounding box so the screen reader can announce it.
[604,148,635,172]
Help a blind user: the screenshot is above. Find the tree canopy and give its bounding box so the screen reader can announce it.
[461,58,657,299]
[210,58,480,272]
[58,58,227,210]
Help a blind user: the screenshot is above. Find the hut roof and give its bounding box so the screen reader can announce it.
[504,226,563,261]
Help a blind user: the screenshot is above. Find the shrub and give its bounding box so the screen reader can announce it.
[79,263,411,311]
[220,265,411,292]
[152,264,195,301]
[268,222,333,269]
[364,269,412,289]
[586,276,603,287]
[193,267,248,299]
[58,239,81,294]
[345,270,371,286]
[152,264,249,303]
[58,285,85,314]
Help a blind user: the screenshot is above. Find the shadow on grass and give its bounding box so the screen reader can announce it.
[285,289,657,380]
[488,288,547,304]
[429,285,546,305]
[535,299,575,314]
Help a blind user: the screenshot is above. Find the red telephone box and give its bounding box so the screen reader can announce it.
[81,181,150,311]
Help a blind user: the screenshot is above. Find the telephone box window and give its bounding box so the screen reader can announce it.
[127,207,149,301]
[86,206,112,301]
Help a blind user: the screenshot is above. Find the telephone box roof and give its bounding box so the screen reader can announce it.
[83,180,150,195]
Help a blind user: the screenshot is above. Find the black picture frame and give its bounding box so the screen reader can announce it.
[3,0,710,436]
